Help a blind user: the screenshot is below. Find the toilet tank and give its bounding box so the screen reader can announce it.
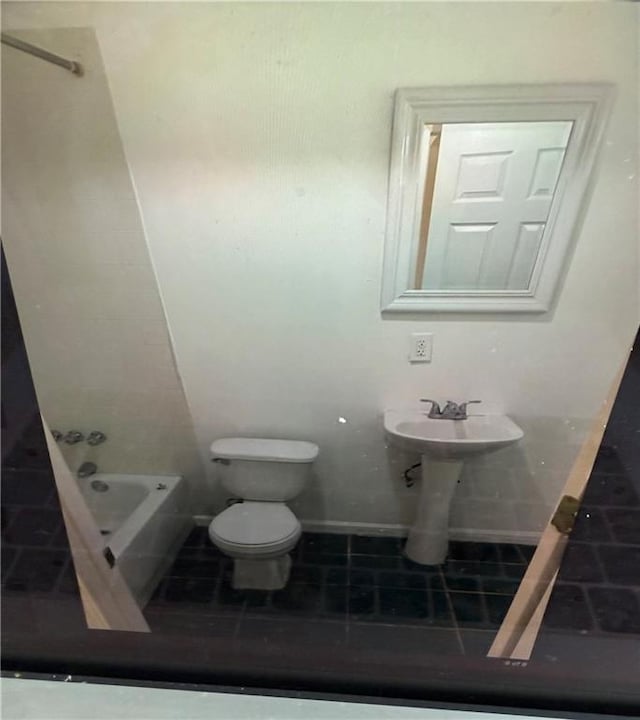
[210,438,319,502]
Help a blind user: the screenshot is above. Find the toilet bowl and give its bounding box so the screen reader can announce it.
[208,437,318,590]
[209,501,302,589]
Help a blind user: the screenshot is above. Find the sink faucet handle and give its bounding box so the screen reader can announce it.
[420,398,442,417]
[441,400,462,419]
[460,400,482,414]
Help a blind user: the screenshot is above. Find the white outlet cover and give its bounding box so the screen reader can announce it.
[409,333,433,363]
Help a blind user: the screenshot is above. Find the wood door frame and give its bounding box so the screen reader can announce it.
[413,124,442,289]
[488,348,630,659]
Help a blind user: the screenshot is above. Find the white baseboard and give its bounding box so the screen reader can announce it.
[195,514,538,546]
[301,519,408,538]
[301,519,538,546]
[448,527,539,546]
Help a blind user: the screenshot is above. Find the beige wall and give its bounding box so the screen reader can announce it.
[3,3,638,541]
[1,27,206,509]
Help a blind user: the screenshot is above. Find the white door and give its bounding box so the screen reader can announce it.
[421,121,572,291]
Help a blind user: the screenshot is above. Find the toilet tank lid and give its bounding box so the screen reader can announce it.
[210,437,319,463]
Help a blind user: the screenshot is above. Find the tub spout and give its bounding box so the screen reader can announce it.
[78,461,98,478]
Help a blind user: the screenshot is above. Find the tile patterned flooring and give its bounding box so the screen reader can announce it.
[532,337,640,673]
[540,332,640,641]
[2,461,639,658]
[2,414,638,658]
[144,528,533,655]
[541,459,640,636]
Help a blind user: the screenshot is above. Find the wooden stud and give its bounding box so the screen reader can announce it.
[414,124,442,289]
[488,348,630,659]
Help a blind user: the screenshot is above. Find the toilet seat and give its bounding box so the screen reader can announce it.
[209,501,301,557]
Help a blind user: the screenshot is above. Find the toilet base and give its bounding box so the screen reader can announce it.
[232,553,292,590]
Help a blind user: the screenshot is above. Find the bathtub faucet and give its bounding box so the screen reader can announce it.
[78,461,98,478]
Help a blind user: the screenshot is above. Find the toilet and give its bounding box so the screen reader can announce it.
[208,437,319,590]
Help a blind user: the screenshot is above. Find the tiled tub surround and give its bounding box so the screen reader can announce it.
[144,528,533,655]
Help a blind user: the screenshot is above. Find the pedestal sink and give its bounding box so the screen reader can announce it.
[384,409,523,565]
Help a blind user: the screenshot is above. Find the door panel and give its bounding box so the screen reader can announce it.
[507,223,545,290]
[455,151,512,200]
[442,224,495,289]
[422,121,572,291]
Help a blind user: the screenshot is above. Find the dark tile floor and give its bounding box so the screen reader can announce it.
[2,412,637,659]
[1,468,77,597]
[3,461,638,657]
[541,464,640,637]
[144,528,534,655]
[537,331,640,653]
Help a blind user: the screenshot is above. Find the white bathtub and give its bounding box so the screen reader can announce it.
[79,473,190,607]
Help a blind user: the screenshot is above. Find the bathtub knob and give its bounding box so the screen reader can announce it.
[87,431,107,446]
[156,483,167,490]
[79,462,98,479]
[64,430,84,444]
[51,429,64,442]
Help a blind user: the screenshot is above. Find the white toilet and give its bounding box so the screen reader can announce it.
[208,437,319,590]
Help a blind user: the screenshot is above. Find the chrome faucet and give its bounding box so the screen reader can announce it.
[77,461,98,478]
[87,431,107,446]
[421,398,481,420]
[420,399,443,418]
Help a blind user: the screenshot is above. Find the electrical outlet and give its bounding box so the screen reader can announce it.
[409,333,433,363]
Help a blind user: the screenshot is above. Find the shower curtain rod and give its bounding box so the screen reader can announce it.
[1,33,83,76]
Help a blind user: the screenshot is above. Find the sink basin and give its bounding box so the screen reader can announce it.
[384,408,524,565]
[384,409,523,460]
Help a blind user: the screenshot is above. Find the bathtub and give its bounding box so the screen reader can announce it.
[79,473,190,607]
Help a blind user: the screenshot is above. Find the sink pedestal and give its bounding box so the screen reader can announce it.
[404,457,463,566]
[384,409,523,566]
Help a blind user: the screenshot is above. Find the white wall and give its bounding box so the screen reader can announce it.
[3,3,638,541]
[1,27,205,507]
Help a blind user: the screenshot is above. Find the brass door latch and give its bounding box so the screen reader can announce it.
[551,495,580,535]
